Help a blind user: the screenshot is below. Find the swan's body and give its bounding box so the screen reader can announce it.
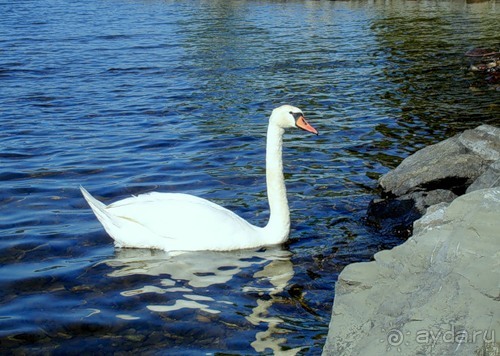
[81,105,318,251]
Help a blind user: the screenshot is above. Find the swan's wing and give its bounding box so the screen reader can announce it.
[105,192,259,250]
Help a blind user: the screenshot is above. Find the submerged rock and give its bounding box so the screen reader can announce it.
[465,47,500,85]
[323,187,500,356]
[367,124,500,237]
[366,197,420,238]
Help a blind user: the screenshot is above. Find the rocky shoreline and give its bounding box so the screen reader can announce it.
[366,124,500,238]
[323,125,500,355]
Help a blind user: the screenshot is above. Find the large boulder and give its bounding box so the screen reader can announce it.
[367,125,500,237]
[380,124,500,196]
[323,187,500,356]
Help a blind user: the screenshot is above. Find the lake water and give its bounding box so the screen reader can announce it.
[1,0,499,354]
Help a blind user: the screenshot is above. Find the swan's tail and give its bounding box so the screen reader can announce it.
[80,186,120,230]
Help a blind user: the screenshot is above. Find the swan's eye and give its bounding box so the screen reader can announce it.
[290,112,303,120]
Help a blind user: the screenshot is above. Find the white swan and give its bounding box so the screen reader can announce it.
[81,105,318,252]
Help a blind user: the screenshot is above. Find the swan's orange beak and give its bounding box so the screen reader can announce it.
[296,116,318,135]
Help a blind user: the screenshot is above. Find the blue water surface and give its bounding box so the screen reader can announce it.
[1,0,499,354]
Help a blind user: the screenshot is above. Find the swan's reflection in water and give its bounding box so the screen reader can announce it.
[246,257,302,355]
[101,246,301,354]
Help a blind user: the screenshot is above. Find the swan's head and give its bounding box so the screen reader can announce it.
[271,105,318,135]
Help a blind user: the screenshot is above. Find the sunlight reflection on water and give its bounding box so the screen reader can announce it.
[104,247,296,352]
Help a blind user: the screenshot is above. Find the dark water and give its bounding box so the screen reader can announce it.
[1,0,499,354]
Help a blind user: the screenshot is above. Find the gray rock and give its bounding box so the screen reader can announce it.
[466,159,500,193]
[323,188,500,356]
[459,125,500,162]
[379,125,500,197]
[412,202,449,236]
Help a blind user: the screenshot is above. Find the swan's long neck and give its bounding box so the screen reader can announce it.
[263,122,290,242]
